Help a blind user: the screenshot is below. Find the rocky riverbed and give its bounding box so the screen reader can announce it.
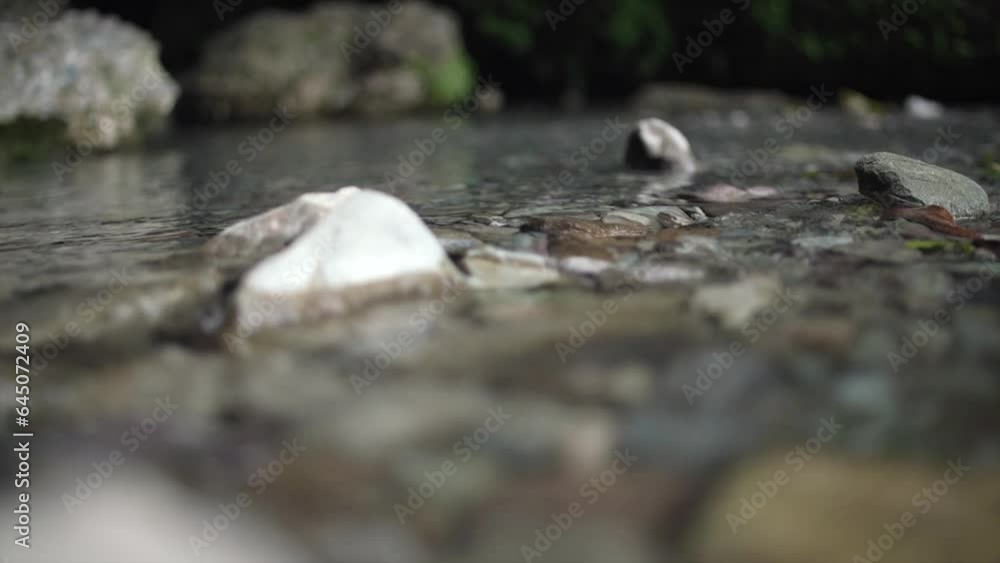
[1,102,999,562]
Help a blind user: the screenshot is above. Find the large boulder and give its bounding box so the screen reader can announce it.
[189,1,477,119]
[0,10,179,155]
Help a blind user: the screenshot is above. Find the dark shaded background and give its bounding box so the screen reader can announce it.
[46,0,1000,104]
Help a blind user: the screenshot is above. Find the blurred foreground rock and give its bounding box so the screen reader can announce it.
[189,1,481,119]
[689,453,1000,563]
[0,449,311,563]
[0,10,178,155]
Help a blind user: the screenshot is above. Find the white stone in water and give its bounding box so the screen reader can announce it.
[625,117,696,173]
[903,95,944,120]
[233,188,457,327]
[205,189,358,258]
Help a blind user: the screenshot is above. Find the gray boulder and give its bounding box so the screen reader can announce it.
[189,1,477,119]
[855,152,990,218]
[0,10,178,152]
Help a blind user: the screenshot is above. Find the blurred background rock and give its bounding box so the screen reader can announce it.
[43,0,1000,106]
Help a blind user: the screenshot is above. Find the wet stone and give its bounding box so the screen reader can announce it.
[855,152,990,218]
[624,118,696,173]
[463,246,562,289]
[524,217,648,239]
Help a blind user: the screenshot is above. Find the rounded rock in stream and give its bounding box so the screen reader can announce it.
[624,118,696,173]
[855,152,990,218]
[228,187,461,330]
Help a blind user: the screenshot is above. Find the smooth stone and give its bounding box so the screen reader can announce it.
[206,190,359,259]
[525,217,648,239]
[603,210,657,228]
[627,205,697,226]
[232,188,458,328]
[624,118,696,173]
[462,246,561,289]
[855,152,990,218]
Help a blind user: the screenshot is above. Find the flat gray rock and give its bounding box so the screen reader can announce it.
[855,152,989,218]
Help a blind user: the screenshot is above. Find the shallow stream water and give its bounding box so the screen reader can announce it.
[1,107,999,562]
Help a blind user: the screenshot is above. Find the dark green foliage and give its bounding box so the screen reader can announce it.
[439,0,999,101]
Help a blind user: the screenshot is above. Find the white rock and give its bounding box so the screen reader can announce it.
[903,95,944,120]
[625,118,696,173]
[232,188,458,328]
[462,246,561,289]
[206,189,357,258]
